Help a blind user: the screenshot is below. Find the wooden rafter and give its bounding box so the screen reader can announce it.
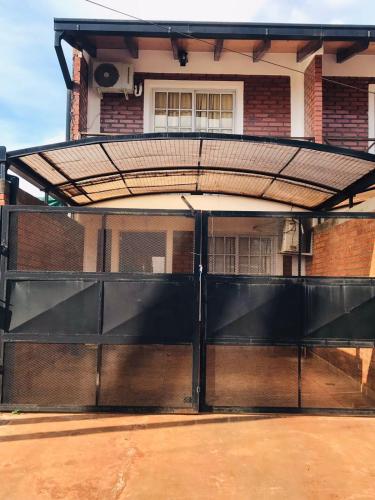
[297,40,322,63]
[336,40,369,63]
[253,39,271,62]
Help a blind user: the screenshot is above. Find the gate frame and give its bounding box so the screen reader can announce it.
[1,206,375,414]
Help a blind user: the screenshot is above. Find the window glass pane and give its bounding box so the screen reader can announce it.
[196,93,207,110]
[154,110,167,128]
[209,94,220,110]
[250,238,261,255]
[196,112,207,130]
[225,237,236,254]
[208,237,214,254]
[263,256,271,274]
[181,93,192,109]
[154,127,167,132]
[239,237,249,255]
[155,92,167,109]
[168,92,179,109]
[262,238,272,255]
[221,112,233,129]
[250,256,261,274]
[239,256,249,274]
[225,255,235,274]
[215,255,224,273]
[221,94,233,111]
[180,111,192,128]
[168,110,179,127]
[208,111,220,129]
[215,237,224,254]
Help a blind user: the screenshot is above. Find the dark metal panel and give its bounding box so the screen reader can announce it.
[304,281,375,341]
[6,280,100,334]
[102,280,195,343]
[206,277,303,342]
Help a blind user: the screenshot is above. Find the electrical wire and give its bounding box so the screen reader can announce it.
[82,0,375,95]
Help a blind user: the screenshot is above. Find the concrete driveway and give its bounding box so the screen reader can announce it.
[1,412,375,499]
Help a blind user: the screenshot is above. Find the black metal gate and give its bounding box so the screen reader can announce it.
[1,207,375,414]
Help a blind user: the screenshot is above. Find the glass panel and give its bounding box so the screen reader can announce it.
[206,346,298,407]
[225,237,235,254]
[263,256,271,274]
[215,255,224,273]
[215,237,224,254]
[250,256,261,274]
[221,94,233,111]
[221,112,233,129]
[180,92,192,109]
[208,111,220,129]
[225,255,235,274]
[180,110,192,128]
[154,110,167,128]
[167,110,179,127]
[250,238,261,255]
[301,347,375,409]
[239,256,249,274]
[196,93,207,110]
[209,94,220,110]
[195,111,207,130]
[168,92,179,109]
[239,237,249,255]
[262,238,272,255]
[155,92,167,109]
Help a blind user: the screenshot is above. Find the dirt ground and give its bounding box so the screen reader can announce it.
[1,412,375,500]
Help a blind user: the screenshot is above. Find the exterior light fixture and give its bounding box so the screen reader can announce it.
[178,50,188,66]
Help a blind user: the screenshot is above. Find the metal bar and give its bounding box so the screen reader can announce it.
[199,211,209,411]
[99,143,133,194]
[54,31,73,90]
[192,212,202,412]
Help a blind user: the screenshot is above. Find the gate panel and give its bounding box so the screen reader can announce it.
[6,280,100,334]
[2,342,97,405]
[103,280,194,342]
[206,345,298,408]
[99,344,193,407]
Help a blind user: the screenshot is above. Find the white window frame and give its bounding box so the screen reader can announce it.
[143,80,244,134]
[208,234,277,275]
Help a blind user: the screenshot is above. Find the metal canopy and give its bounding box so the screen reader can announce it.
[7,133,375,209]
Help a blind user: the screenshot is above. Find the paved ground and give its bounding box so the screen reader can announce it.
[1,412,375,499]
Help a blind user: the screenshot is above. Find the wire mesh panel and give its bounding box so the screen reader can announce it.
[98,344,193,407]
[205,345,298,407]
[2,343,97,406]
[301,347,375,409]
[8,212,103,272]
[104,215,195,273]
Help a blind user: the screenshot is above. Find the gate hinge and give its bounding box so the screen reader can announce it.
[0,245,8,257]
[196,385,200,394]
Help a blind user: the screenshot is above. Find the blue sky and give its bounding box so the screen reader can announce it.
[1,0,375,151]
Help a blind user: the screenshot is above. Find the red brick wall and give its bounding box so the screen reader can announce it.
[100,73,291,136]
[306,219,375,276]
[304,56,323,143]
[70,50,88,140]
[12,213,84,271]
[323,77,375,150]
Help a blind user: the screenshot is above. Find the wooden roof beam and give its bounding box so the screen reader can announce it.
[297,40,323,63]
[214,39,224,61]
[253,39,271,62]
[171,37,180,60]
[336,40,369,63]
[124,37,138,59]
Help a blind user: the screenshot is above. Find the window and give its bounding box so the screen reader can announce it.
[153,90,235,133]
[208,236,273,275]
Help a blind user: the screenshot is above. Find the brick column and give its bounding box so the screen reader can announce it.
[70,50,89,140]
[304,55,323,143]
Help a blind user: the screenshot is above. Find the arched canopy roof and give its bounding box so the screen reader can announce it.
[7,133,375,210]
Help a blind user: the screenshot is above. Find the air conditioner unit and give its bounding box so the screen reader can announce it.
[92,62,134,96]
[280,218,313,255]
